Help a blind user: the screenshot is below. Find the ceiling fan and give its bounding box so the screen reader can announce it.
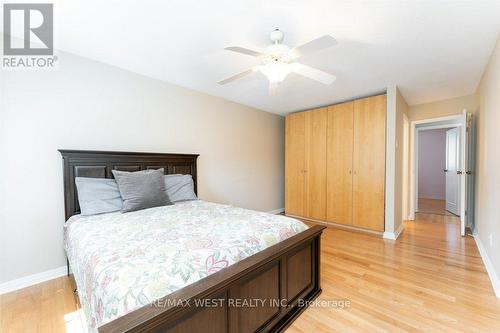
[218,29,337,94]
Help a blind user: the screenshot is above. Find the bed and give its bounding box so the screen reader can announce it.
[60,150,325,333]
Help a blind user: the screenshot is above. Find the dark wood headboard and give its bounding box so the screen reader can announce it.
[59,150,199,220]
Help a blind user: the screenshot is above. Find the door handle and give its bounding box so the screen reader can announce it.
[466,171,472,175]
[444,169,448,172]
[457,171,463,175]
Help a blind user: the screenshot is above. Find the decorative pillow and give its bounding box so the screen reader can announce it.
[164,174,198,202]
[75,177,123,215]
[112,168,171,213]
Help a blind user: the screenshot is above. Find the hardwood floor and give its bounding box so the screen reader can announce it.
[288,213,500,332]
[418,198,456,216]
[0,276,83,332]
[1,212,499,332]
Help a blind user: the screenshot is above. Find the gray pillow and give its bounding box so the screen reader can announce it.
[75,177,123,215]
[164,174,198,202]
[112,168,171,212]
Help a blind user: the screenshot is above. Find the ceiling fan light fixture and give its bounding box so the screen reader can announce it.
[219,30,338,93]
[258,61,293,84]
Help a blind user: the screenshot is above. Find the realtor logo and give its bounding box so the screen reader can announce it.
[2,3,57,69]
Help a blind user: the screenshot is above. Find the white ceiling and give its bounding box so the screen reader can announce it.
[3,0,500,114]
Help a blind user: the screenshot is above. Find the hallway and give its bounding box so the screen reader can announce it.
[418,198,456,216]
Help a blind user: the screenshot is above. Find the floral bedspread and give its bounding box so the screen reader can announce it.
[64,200,307,330]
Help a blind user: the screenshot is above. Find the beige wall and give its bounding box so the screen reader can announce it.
[0,49,285,283]
[395,88,409,233]
[385,86,409,237]
[408,94,478,121]
[476,35,500,296]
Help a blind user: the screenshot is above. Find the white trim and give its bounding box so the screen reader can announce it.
[416,123,458,131]
[474,234,500,298]
[409,122,416,220]
[267,208,285,215]
[0,266,67,295]
[459,111,467,236]
[402,113,410,222]
[383,222,404,240]
[382,232,396,240]
[411,114,465,125]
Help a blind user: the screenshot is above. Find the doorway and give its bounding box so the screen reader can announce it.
[409,112,475,236]
[416,127,453,216]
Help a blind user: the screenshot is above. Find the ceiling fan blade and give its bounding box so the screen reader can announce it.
[292,64,336,85]
[289,35,337,59]
[218,69,255,85]
[224,46,264,58]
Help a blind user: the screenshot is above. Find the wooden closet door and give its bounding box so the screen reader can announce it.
[285,112,306,216]
[305,108,327,220]
[326,102,354,225]
[353,94,386,231]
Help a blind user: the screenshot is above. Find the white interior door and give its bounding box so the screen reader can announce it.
[464,113,475,234]
[445,127,460,215]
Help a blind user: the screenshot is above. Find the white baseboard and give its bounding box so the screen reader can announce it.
[267,208,285,215]
[474,234,500,298]
[383,222,404,240]
[382,232,396,240]
[0,265,67,295]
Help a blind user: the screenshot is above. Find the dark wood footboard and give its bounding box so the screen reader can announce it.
[100,225,325,333]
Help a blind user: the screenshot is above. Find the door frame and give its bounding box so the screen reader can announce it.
[409,112,467,235]
[445,127,461,215]
[402,114,410,220]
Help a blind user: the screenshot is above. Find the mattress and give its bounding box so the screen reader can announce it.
[64,200,307,330]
